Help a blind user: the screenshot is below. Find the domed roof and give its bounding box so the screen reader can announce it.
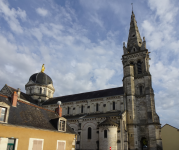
[29,72,53,85]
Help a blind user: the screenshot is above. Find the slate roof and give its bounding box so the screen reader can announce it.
[64,111,122,120]
[0,95,75,134]
[98,117,118,127]
[43,87,124,105]
[6,85,37,105]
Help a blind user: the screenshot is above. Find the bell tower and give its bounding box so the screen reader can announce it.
[122,11,163,150]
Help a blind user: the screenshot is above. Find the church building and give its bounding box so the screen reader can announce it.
[42,11,163,150]
[0,11,163,150]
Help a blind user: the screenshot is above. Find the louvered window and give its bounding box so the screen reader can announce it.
[137,61,142,74]
[59,120,65,131]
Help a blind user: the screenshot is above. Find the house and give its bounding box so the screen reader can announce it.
[0,85,76,150]
[161,124,179,150]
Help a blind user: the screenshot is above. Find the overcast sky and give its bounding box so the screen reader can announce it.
[0,0,179,128]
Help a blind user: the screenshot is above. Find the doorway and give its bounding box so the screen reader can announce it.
[141,137,148,150]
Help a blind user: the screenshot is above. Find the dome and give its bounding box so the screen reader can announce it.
[29,72,53,85]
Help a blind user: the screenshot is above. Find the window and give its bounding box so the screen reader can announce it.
[79,123,81,129]
[137,61,142,74]
[104,130,107,138]
[40,88,42,94]
[81,105,83,113]
[139,86,142,95]
[96,103,98,111]
[59,120,66,131]
[88,127,92,139]
[28,138,44,150]
[0,107,6,122]
[29,88,32,94]
[67,107,70,114]
[7,138,16,150]
[56,140,66,150]
[113,102,115,110]
[0,138,18,150]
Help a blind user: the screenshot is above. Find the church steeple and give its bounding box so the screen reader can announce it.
[126,11,143,53]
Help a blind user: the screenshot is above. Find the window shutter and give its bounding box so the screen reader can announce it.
[0,107,1,116]
[0,138,8,150]
[32,140,37,150]
[58,141,65,150]
[38,140,42,150]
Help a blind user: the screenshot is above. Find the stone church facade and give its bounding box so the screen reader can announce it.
[42,11,163,150]
[0,11,163,150]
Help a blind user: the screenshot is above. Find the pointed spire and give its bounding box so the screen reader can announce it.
[127,11,142,52]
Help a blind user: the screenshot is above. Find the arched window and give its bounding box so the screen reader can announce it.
[139,86,142,95]
[104,130,107,138]
[67,107,70,114]
[113,102,115,110]
[96,103,98,111]
[40,88,42,94]
[29,88,32,94]
[81,105,83,113]
[88,127,92,139]
[137,61,142,74]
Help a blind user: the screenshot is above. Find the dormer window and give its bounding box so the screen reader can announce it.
[0,102,10,123]
[0,107,6,122]
[58,118,66,132]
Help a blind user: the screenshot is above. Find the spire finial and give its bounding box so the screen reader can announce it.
[131,3,133,12]
[41,64,45,73]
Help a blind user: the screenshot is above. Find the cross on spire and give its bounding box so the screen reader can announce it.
[131,3,133,12]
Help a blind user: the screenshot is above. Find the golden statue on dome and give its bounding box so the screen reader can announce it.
[41,64,45,73]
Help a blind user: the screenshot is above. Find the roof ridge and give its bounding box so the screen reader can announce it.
[162,124,179,130]
[0,94,8,98]
[49,86,123,100]
[7,85,17,91]
[17,99,56,113]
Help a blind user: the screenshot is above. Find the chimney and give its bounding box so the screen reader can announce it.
[17,88,21,98]
[12,91,18,107]
[55,101,62,117]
